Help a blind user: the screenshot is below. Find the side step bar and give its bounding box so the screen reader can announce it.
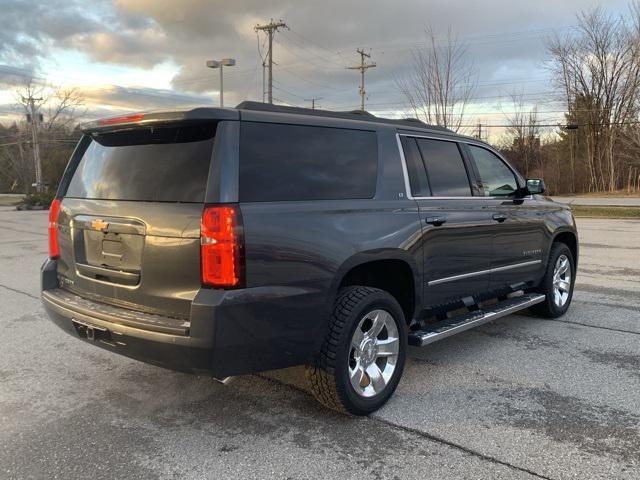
[408,293,545,347]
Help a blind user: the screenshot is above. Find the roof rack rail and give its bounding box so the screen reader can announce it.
[235,101,453,132]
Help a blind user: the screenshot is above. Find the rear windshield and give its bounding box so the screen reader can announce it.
[65,124,216,203]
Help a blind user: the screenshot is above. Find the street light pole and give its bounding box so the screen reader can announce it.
[219,64,224,107]
[206,58,236,107]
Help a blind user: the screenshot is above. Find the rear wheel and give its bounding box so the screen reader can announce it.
[305,286,407,415]
[531,243,575,318]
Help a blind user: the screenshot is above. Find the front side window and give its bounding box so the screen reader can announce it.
[416,138,471,196]
[239,122,378,202]
[468,145,518,197]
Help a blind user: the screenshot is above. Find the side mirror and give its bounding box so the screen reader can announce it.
[526,179,545,195]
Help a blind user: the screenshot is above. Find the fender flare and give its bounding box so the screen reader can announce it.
[549,228,579,269]
[328,248,422,318]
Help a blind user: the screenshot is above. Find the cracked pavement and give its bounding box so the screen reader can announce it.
[0,208,638,479]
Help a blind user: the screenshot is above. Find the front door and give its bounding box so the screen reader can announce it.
[464,144,546,290]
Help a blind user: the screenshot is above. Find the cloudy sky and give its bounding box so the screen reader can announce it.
[0,0,631,137]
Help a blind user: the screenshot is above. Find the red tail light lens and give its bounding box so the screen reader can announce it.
[200,205,243,288]
[48,198,61,259]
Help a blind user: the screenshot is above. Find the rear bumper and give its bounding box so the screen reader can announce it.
[42,289,215,374]
[41,259,327,377]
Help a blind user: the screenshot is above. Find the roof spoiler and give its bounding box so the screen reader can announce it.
[80,108,239,134]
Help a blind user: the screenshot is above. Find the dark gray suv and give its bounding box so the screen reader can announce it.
[41,101,578,415]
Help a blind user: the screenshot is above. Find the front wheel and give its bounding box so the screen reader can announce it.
[306,286,407,415]
[531,243,575,318]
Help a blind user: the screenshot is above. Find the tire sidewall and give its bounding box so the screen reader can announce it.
[334,292,407,415]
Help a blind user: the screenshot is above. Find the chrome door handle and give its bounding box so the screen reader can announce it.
[492,213,508,223]
[425,216,447,226]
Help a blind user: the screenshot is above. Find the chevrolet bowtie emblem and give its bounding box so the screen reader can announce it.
[90,219,109,231]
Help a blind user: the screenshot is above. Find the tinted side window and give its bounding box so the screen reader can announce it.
[239,122,377,202]
[400,136,430,197]
[416,139,471,196]
[468,145,518,197]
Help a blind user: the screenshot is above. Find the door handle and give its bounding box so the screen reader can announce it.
[425,216,447,226]
[492,213,508,223]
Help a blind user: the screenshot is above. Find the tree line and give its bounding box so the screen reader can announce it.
[399,3,640,194]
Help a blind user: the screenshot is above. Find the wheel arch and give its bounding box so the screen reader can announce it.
[331,250,420,323]
[550,229,579,269]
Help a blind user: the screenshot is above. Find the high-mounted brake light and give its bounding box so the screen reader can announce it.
[48,199,61,259]
[97,113,144,126]
[200,205,243,288]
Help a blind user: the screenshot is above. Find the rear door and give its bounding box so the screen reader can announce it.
[56,123,217,319]
[399,134,493,309]
[464,143,545,290]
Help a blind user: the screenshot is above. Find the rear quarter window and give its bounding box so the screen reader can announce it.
[239,122,378,202]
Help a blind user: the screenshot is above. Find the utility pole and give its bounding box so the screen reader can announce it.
[255,19,288,104]
[262,61,266,102]
[22,94,43,192]
[304,97,322,109]
[347,48,376,111]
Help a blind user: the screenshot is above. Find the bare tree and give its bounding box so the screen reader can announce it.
[547,4,640,192]
[45,88,85,131]
[397,25,476,132]
[504,94,541,178]
[3,81,85,193]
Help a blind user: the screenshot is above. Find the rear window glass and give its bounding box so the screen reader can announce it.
[239,122,377,202]
[416,138,471,197]
[400,136,431,197]
[65,124,216,202]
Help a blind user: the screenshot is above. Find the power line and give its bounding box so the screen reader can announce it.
[280,30,347,68]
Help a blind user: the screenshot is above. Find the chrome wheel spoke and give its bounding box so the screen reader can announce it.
[351,327,365,350]
[365,363,386,394]
[349,362,365,391]
[376,336,399,357]
[558,258,569,275]
[368,311,386,339]
[557,280,570,292]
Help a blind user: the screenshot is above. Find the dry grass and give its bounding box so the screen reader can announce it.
[0,196,23,206]
[571,205,640,218]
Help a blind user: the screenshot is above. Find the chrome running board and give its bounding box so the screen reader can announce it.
[408,293,545,347]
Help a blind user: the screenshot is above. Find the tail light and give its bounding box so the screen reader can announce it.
[48,198,61,259]
[200,205,244,288]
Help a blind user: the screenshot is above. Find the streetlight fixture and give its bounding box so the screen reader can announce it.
[206,58,236,107]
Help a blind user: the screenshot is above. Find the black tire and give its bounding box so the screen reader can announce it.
[305,286,407,415]
[530,242,575,318]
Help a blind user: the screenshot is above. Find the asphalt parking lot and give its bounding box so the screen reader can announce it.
[0,208,638,479]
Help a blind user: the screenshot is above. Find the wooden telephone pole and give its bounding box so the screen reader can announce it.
[255,19,288,104]
[347,48,376,111]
